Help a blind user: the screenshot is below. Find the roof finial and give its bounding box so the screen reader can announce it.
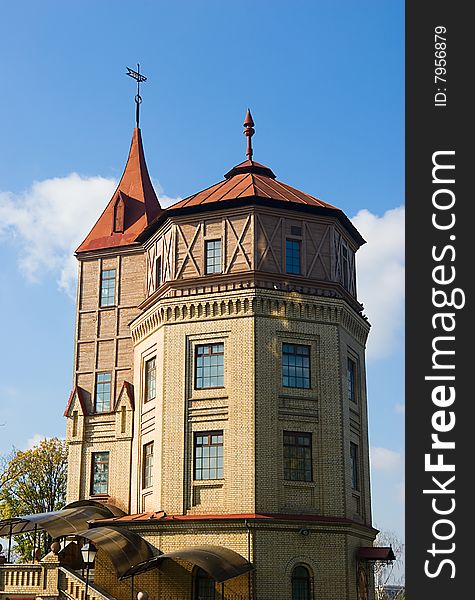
[243,109,255,162]
[126,64,147,128]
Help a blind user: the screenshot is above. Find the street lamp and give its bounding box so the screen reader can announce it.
[81,541,97,600]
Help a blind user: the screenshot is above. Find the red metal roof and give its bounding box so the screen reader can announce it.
[356,547,396,561]
[92,511,355,525]
[168,160,338,211]
[76,128,162,253]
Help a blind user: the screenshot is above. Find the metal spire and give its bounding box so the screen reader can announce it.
[243,109,255,162]
[126,64,147,128]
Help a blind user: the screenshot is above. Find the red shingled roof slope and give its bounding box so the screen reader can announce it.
[76,128,162,253]
[169,160,338,211]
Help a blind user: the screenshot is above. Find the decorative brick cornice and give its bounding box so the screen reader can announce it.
[130,289,370,346]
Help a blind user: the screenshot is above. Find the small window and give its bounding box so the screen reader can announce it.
[194,567,215,600]
[120,406,127,434]
[195,343,224,389]
[95,372,112,412]
[286,239,301,274]
[72,410,78,437]
[143,442,154,489]
[194,431,224,480]
[292,565,311,600]
[91,452,109,495]
[282,344,310,389]
[144,357,156,402]
[100,269,116,307]
[347,358,357,404]
[155,256,162,288]
[205,239,222,274]
[350,442,359,490]
[283,432,312,481]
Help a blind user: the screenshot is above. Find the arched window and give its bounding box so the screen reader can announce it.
[194,567,215,600]
[292,565,312,600]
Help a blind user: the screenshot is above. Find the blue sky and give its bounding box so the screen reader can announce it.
[0,0,404,556]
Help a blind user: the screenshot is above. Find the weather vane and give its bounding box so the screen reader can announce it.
[126,64,147,128]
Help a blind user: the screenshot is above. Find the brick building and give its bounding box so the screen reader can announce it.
[1,111,387,600]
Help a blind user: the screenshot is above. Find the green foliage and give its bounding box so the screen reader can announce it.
[0,437,67,561]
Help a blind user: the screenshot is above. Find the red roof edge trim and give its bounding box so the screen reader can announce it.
[114,381,135,411]
[63,386,88,417]
[92,512,359,526]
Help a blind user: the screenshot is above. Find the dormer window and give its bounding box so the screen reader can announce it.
[113,193,125,233]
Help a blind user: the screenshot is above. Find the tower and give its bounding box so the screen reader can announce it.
[64,127,162,513]
[63,111,377,600]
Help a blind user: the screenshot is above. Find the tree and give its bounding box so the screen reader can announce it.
[0,437,68,561]
[373,529,405,600]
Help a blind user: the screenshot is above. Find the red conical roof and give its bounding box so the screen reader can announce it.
[76,128,162,253]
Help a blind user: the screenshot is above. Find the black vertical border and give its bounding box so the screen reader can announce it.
[406,2,471,597]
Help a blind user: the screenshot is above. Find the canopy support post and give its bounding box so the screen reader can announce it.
[130,573,135,600]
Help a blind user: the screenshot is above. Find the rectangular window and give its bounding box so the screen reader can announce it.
[283,432,312,481]
[155,256,162,288]
[120,406,127,434]
[282,344,310,389]
[350,442,359,490]
[100,269,116,307]
[285,239,301,274]
[195,343,224,389]
[95,372,112,412]
[347,358,357,404]
[144,357,156,402]
[91,452,109,495]
[143,442,154,488]
[205,239,222,274]
[72,410,78,437]
[194,432,224,480]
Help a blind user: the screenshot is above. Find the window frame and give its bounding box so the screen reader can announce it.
[194,431,224,481]
[144,356,157,402]
[100,268,116,307]
[291,564,312,600]
[285,238,302,275]
[195,343,225,390]
[142,442,154,489]
[282,343,311,389]
[205,238,222,275]
[94,371,112,413]
[283,431,313,482]
[194,566,216,600]
[91,451,109,496]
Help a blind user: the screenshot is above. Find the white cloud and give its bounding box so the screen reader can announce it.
[394,403,405,415]
[371,446,402,472]
[0,174,180,297]
[25,433,46,450]
[351,206,405,359]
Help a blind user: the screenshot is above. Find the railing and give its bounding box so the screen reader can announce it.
[59,566,117,600]
[0,562,42,593]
